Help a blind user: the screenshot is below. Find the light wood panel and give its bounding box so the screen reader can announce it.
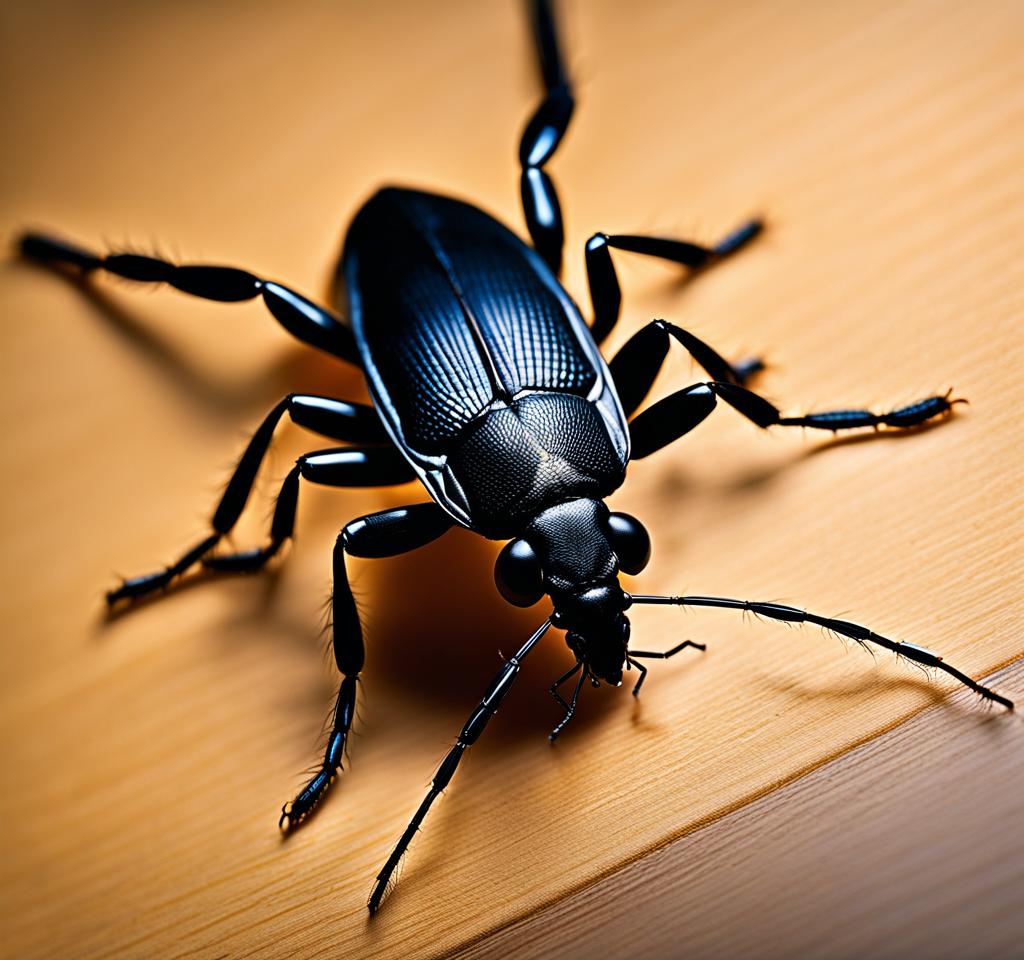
[1,1,1021,958]
[457,660,1024,960]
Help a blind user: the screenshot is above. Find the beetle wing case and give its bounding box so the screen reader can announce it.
[342,187,628,536]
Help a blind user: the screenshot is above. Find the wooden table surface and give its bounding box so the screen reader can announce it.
[1,1,1021,958]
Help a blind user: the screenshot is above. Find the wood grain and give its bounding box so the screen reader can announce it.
[1,1,1021,958]
[456,659,1024,960]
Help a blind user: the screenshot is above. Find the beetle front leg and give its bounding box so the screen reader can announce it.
[280,503,455,832]
[627,640,706,697]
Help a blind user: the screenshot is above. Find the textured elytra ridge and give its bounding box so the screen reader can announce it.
[345,188,597,454]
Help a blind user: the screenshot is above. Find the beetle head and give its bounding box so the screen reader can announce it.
[493,497,650,684]
[554,585,631,685]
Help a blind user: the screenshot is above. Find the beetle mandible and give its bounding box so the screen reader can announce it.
[19,0,1013,914]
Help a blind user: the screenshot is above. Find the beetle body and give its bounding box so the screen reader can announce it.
[19,0,1010,918]
[343,186,638,681]
[344,186,629,536]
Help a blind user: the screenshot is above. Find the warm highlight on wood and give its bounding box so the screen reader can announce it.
[1,1,1021,958]
[457,661,1024,960]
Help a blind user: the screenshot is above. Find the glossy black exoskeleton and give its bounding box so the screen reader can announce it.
[19,0,1012,915]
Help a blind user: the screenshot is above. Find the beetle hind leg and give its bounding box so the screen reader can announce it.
[610,320,763,419]
[19,231,362,364]
[519,0,573,274]
[586,225,763,347]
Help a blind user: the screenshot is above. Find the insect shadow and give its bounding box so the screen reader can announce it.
[351,525,607,742]
[18,259,360,422]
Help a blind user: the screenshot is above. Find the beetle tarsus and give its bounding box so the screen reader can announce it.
[106,532,221,605]
[713,217,764,257]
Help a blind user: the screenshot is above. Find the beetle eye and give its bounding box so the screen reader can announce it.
[606,512,651,574]
[494,538,544,607]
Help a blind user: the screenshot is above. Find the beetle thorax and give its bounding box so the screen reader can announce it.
[524,498,619,597]
[444,392,625,539]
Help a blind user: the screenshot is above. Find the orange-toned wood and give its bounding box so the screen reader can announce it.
[457,660,1024,960]
[1,1,1021,957]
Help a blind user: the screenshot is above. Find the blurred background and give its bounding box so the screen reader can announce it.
[1,1,1021,957]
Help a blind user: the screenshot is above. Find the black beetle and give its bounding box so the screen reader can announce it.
[19,0,1012,914]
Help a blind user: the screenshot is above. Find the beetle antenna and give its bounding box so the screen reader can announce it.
[627,594,1013,710]
[367,618,552,914]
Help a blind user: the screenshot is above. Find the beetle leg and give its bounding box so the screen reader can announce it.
[586,223,762,346]
[628,383,720,460]
[627,381,965,461]
[19,231,361,364]
[626,657,649,697]
[610,319,763,418]
[629,594,1013,711]
[519,0,573,274]
[548,665,589,742]
[109,443,411,606]
[279,504,455,833]
[704,381,966,434]
[549,660,583,713]
[200,446,415,573]
[105,399,390,604]
[628,641,706,697]
[368,619,552,914]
